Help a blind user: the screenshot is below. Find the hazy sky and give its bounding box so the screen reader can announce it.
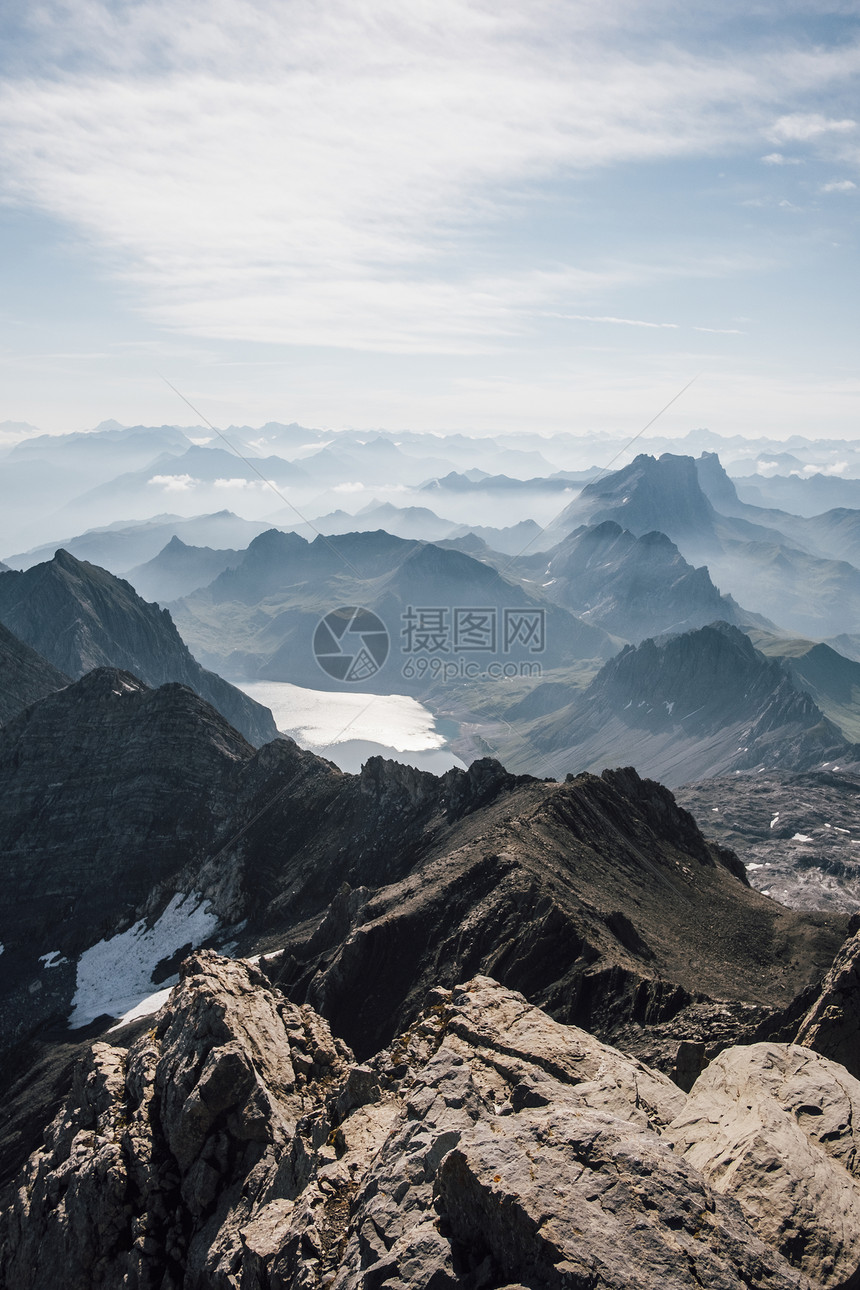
[1,0,858,439]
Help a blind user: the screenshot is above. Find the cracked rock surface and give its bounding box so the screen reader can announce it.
[3,957,844,1289]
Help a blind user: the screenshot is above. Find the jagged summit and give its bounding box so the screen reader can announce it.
[523,519,742,641]
[0,549,277,745]
[548,452,721,549]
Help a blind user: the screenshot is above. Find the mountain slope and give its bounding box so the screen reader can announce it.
[677,770,860,912]
[0,669,848,1074]
[125,535,244,601]
[0,621,70,724]
[0,550,277,745]
[507,622,858,787]
[515,520,749,642]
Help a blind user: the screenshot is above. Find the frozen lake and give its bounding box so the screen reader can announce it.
[235,680,466,774]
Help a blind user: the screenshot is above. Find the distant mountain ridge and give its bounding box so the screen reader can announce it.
[0,550,278,746]
[513,520,756,642]
[171,527,616,690]
[504,622,859,786]
[5,511,272,574]
[126,535,244,602]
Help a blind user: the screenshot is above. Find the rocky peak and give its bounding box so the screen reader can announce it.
[358,754,520,822]
[0,549,277,745]
[695,450,744,513]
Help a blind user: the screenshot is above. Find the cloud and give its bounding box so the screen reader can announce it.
[821,179,857,192]
[555,314,679,329]
[768,113,857,142]
[148,473,198,491]
[693,326,745,334]
[1,2,859,354]
[760,152,802,165]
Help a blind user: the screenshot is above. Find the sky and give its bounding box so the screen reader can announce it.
[0,0,858,440]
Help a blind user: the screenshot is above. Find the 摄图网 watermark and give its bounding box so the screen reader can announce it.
[313,605,545,684]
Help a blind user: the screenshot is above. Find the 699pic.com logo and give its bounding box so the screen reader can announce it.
[313,606,390,683]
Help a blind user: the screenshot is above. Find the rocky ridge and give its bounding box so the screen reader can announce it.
[0,549,277,745]
[4,955,860,1289]
[0,670,851,1193]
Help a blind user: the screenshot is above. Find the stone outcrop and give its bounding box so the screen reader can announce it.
[0,952,352,1290]
[0,961,822,1290]
[667,1042,860,1288]
[794,927,860,1079]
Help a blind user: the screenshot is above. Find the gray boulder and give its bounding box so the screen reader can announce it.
[667,1041,860,1288]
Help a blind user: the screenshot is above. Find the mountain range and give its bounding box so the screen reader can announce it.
[499,622,859,787]
[0,660,857,1287]
[169,527,616,691]
[513,519,757,642]
[8,420,860,1286]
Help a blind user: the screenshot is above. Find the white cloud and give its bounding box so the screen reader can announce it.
[760,152,802,165]
[693,326,745,334]
[1,3,859,354]
[554,313,679,329]
[768,113,857,142]
[148,473,198,491]
[822,179,857,192]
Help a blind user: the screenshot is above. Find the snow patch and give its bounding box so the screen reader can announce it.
[108,987,174,1032]
[769,814,780,829]
[68,892,219,1029]
[39,950,67,969]
[747,862,765,870]
[792,834,813,843]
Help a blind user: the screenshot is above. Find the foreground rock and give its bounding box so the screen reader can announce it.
[668,1043,860,1288]
[0,958,824,1289]
[795,927,860,1079]
[0,952,352,1289]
